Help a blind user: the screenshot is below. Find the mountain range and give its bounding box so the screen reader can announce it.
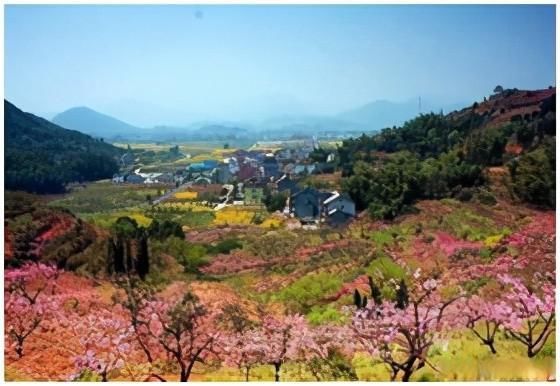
[49,98,466,141]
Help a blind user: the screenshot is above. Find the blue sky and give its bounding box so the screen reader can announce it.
[4,4,556,126]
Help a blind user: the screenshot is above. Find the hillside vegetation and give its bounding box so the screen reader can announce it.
[5,100,123,193]
[338,87,555,219]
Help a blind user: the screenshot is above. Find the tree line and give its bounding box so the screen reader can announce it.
[337,93,555,219]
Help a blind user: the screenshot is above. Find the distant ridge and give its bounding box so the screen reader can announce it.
[52,106,143,140]
[337,99,467,130]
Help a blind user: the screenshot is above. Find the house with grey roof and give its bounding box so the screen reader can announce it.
[290,188,356,227]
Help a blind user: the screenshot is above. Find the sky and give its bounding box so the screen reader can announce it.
[4,4,556,127]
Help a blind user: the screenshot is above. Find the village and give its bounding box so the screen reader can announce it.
[111,137,356,228]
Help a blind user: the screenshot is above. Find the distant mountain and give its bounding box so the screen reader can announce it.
[5,100,123,193]
[260,115,361,132]
[52,106,144,140]
[337,99,466,131]
[48,98,468,141]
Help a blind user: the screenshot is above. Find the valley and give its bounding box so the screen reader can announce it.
[4,87,556,381]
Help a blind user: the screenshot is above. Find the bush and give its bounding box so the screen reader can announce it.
[206,238,242,255]
[150,237,208,274]
[476,190,497,206]
[456,187,474,202]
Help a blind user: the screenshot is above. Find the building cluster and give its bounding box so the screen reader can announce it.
[112,138,356,227]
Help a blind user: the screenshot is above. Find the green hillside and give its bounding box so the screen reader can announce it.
[337,88,556,219]
[5,100,123,193]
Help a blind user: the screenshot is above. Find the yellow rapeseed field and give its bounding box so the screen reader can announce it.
[214,207,257,225]
[260,217,283,228]
[174,191,198,200]
[157,202,213,212]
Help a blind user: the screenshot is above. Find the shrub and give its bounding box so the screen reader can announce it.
[206,238,242,255]
[477,190,497,206]
[456,187,474,202]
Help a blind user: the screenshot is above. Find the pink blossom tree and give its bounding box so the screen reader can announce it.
[69,308,135,381]
[4,263,60,358]
[221,328,267,381]
[498,273,555,357]
[352,272,463,381]
[301,324,357,381]
[463,295,512,354]
[259,314,310,382]
[137,291,220,381]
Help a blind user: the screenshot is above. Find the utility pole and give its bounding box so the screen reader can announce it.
[418,96,422,114]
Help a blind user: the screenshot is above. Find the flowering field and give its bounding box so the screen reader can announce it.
[213,207,263,226]
[4,171,556,383]
[174,191,198,200]
[156,202,213,212]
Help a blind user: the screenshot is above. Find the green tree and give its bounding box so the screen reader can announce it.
[113,237,125,273]
[509,140,555,207]
[353,289,362,309]
[136,235,150,280]
[395,279,409,309]
[263,191,288,213]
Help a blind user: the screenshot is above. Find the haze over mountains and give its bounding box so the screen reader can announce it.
[52,107,143,140]
[49,97,466,141]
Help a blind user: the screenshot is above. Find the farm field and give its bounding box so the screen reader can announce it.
[5,3,556,383]
[5,180,556,381]
[6,104,557,381]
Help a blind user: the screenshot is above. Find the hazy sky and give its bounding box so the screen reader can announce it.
[5,4,556,126]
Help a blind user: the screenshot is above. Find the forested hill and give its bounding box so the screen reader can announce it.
[336,87,556,219]
[5,100,123,194]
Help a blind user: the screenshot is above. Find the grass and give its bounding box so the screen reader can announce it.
[430,203,508,242]
[201,331,555,381]
[112,140,251,154]
[273,271,345,318]
[200,329,555,381]
[82,210,153,229]
[146,208,216,229]
[49,182,157,214]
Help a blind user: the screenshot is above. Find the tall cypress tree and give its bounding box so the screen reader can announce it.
[106,238,115,275]
[395,279,409,309]
[353,289,362,309]
[136,235,150,280]
[124,239,133,274]
[114,237,125,273]
[368,276,383,305]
